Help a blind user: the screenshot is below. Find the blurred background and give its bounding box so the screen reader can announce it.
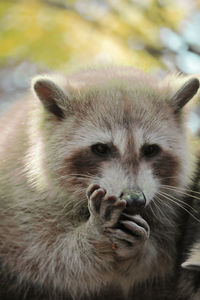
[1,0,200,142]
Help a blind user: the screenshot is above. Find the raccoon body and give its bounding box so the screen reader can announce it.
[0,66,199,300]
[174,157,200,300]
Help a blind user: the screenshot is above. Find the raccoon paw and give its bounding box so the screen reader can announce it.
[106,214,150,259]
[87,184,126,229]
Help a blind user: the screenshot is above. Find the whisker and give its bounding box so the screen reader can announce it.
[154,195,174,221]
[65,176,93,181]
[157,192,200,223]
[152,196,165,217]
[149,199,161,221]
[62,173,96,180]
[70,173,95,178]
[161,176,178,180]
[159,191,199,214]
[161,185,200,200]
[161,184,200,194]
[154,195,175,219]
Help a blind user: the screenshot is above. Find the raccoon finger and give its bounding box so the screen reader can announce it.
[86,184,101,199]
[89,188,106,214]
[121,214,150,236]
[119,220,149,240]
[101,196,126,226]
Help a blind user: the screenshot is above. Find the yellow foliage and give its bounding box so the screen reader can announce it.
[0,0,186,71]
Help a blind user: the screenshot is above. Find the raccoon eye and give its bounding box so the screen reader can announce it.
[142,144,161,158]
[91,143,111,157]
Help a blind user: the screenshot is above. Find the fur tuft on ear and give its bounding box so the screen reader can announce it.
[32,76,69,120]
[169,78,199,113]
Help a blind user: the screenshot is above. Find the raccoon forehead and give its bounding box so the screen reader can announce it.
[72,86,173,128]
[65,122,177,156]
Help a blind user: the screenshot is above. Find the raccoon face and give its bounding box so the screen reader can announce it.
[58,102,184,206]
[32,74,199,208]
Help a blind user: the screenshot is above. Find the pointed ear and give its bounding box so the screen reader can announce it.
[169,78,199,113]
[32,76,69,120]
[181,245,200,271]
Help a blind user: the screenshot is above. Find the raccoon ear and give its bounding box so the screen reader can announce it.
[181,261,200,271]
[170,78,199,113]
[32,76,69,120]
[181,246,200,271]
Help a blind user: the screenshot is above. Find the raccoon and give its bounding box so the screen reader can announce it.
[0,66,199,300]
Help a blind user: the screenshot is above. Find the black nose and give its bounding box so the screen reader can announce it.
[120,189,146,213]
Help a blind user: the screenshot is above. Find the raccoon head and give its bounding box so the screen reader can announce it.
[32,73,199,215]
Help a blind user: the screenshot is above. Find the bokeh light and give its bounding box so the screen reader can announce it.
[0,0,200,139]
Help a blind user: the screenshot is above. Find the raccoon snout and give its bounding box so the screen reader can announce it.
[120,189,146,214]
